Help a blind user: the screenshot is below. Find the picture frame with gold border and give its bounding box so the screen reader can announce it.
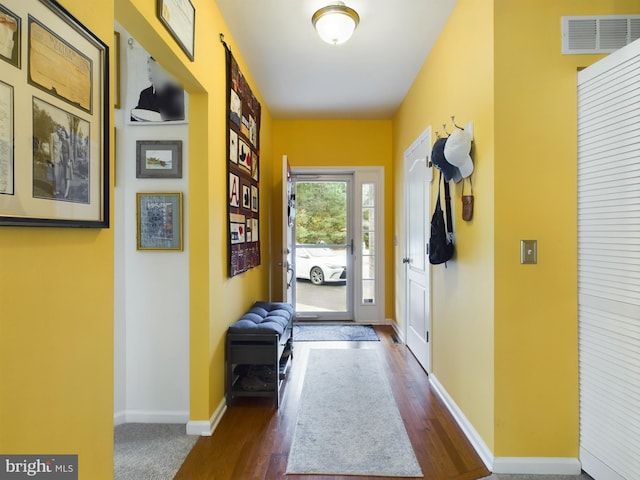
[136,192,183,251]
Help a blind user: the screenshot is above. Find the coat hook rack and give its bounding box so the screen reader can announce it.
[451,116,464,130]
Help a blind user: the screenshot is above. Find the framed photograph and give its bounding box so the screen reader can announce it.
[136,140,182,178]
[136,192,182,251]
[0,3,21,68]
[0,0,108,228]
[157,0,194,61]
[126,40,186,125]
[33,96,90,202]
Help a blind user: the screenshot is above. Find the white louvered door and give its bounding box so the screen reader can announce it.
[578,38,640,480]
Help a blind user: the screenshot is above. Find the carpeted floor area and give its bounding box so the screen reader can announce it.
[114,423,197,480]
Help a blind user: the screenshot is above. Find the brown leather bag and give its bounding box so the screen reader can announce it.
[461,178,474,221]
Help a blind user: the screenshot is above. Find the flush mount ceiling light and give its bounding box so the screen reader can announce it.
[312,1,360,45]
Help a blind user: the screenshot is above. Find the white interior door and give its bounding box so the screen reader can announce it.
[404,128,432,373]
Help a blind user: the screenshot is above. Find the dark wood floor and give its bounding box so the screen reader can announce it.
[175,325,490,480]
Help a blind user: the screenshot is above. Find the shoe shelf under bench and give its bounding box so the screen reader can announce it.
[225,329,293,408]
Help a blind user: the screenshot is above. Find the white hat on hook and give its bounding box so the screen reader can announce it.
[444,128,473,179]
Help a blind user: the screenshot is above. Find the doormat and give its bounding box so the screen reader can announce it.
[293,324,379,342]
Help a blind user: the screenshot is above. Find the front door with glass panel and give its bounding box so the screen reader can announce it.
[293,175,354,321]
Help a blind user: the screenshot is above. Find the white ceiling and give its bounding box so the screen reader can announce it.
[215,0,457,119]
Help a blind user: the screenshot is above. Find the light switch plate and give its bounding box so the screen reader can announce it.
[521,240,537,264]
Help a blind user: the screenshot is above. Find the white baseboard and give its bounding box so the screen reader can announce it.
[114,405,228,438]
[186,398,227,436]
[580,447,623,480]
[389,319,406,344]
[113,411,126,426]
[430,374,582,475]
[493,457,581,475]
[429,374,494,470]
[122,409,190,424]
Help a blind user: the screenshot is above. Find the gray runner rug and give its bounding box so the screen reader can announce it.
[286,348,423,477]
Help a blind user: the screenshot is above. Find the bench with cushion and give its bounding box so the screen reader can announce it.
[225,302,294,408]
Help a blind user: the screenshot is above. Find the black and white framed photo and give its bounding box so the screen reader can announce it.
[136,140,182,178]
[136,192,183,251]
[126,38,187,125]
[32,96,90,202]
[0,0,108,228]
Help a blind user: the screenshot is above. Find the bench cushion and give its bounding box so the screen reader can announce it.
[228,302,294,336]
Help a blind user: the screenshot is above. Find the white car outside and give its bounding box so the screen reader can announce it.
[296,247,347,285]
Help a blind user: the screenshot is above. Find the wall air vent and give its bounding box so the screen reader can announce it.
[562,15,640,54]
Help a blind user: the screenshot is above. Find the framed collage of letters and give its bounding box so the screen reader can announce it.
[0,0,108,227]
[224,42,261,277]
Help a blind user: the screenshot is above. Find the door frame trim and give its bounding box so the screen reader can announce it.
[291,166,385,323]
[403,126,433,373]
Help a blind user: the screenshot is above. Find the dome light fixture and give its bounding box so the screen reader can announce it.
[312,1,360,45]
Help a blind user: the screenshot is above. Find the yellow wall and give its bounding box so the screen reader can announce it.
[0,0,116,477]
[272,120,394,317]
[4,1,638,477]
[393,0,496,449]
[117,0,273,425]
[493,0,640,457]
[393,0,640,459]
[0,1,272,478]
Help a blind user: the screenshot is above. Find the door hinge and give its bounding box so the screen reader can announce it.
[426,331,429,342]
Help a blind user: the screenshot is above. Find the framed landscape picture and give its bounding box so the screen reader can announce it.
[136,140,182,178]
